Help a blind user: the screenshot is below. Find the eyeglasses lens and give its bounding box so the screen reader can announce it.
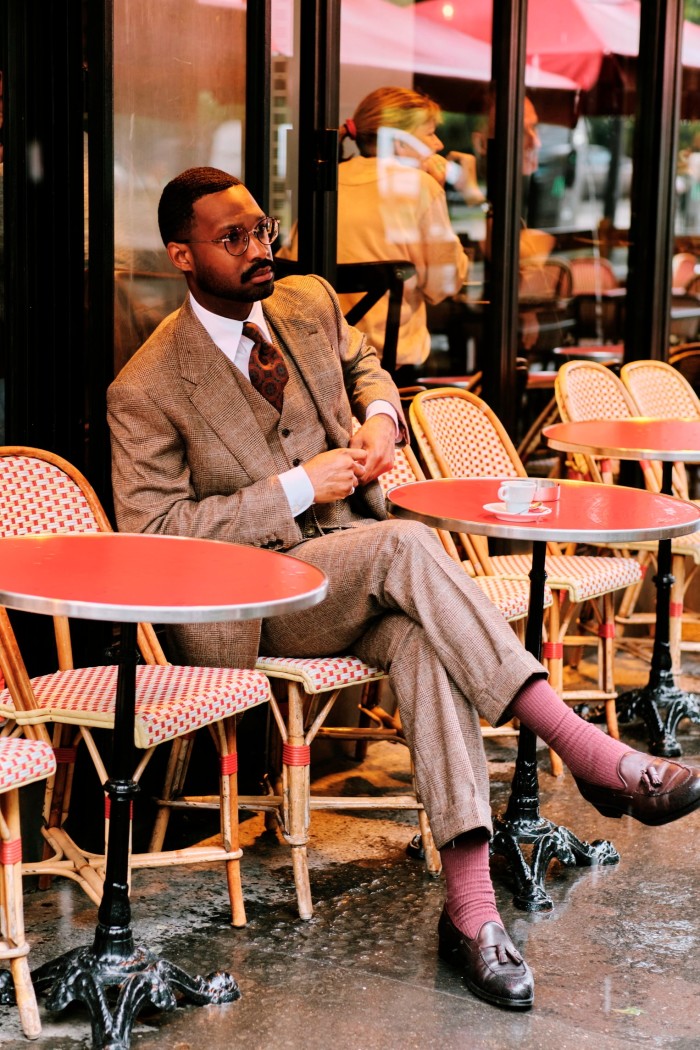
[223,217,279,256]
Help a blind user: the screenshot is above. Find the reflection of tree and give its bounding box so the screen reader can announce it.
[686,1,700,25]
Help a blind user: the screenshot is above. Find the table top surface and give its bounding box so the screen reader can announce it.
[0,533,328,623]
[387,477,700,543]
[544,418,700,463]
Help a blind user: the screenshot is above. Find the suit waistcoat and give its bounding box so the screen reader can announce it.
[234,348,367,537]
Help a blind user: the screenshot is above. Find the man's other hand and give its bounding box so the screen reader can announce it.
[349,414,396,484]
[303,447,368,503]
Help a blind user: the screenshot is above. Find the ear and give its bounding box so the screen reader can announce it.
[167,242,194,273]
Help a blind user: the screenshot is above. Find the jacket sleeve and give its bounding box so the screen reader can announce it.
[301,274,410,445]
[107,376,303,551]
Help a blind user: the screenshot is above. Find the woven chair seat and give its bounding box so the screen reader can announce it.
[0,737,56,793]
[489,553,643,604]
[0,665,270,749]
[255,654,384,692]
[473,575,553,619]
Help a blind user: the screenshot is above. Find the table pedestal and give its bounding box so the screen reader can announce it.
[28,624,240,1050]
[615,464,700,755]
[490,543,620,910]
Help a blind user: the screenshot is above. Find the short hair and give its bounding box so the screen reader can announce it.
[344,86,442,158]
[157,167,242,246]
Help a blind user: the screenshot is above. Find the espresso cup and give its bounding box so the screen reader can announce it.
[497,478,538,515]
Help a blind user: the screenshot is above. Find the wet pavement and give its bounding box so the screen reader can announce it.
[1,650,699,1049]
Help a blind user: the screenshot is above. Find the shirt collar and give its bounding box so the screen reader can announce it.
[189,295,269,348]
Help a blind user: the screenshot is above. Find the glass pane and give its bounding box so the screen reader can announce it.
[113,0,247,371]
[270,0,297,247]
[0,69,4,442]
[672,2,700,356]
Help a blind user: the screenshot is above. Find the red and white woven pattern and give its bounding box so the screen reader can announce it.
[490,552,643,603]
[255,655,384,693]
[418,398,516,478]
[377,449,421,494]
[0,737,56,793]
[0,666,271,749]
[473,576,553,621]
[562,366,632,421]
[0,457,100,536]
[623,362,700,419]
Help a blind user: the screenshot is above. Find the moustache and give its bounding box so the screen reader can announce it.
[241,259,276,283]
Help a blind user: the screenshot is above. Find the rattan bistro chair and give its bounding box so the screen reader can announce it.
[0,447,271,927]
[553,359,696,677]
[0,737,56,1039]
[410,388,644,769]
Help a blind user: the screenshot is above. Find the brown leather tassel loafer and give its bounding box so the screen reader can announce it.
[574,752,700,826]
[437,909,534,1010]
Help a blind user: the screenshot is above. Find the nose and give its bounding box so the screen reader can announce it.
[247,231,271,260]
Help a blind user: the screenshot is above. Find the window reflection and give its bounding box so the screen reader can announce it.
[113,0,247,368]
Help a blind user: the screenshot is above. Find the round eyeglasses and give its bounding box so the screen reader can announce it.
[183,216,279,257]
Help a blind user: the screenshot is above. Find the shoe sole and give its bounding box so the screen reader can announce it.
[438,941,534,1011]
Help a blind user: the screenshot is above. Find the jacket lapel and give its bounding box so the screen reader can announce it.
[174,302,279,480]
[264,295,352,447]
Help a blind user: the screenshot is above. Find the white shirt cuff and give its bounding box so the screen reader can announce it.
[366,400,400,440]
[279,466,315,516]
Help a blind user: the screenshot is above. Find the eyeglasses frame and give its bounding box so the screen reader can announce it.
[181,216,280,257]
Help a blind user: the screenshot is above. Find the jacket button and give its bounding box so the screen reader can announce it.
[293,457,301,466]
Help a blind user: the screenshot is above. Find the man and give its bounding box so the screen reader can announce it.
[107,167,700,1013]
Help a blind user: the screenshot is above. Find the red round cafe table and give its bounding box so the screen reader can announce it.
[0,532,327,1048]
[0,532,328,622]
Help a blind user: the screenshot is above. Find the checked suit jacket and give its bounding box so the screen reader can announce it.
[107,273,408,670]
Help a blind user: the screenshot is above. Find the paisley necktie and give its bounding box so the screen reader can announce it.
[243,321,289,414]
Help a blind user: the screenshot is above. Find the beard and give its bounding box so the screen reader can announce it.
[196,257,276,303]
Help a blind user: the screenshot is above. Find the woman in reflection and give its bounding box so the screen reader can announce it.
[278,86,478,384]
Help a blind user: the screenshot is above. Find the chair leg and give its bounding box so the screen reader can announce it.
[411,758,441,875]
[670,553,686,680]
[1,789,42,1040]
[599,592,620,740]
[282,682,314,920]
[214,717,246,927]
[544,600,565,777]
[38,724,76,890]
[148,733,196,852]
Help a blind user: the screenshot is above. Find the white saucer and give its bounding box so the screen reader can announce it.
[483,502,552,523]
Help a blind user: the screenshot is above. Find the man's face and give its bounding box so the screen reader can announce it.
[169,184,276,320]
[471,98,541,177]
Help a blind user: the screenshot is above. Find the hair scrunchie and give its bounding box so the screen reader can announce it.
[343,118,357,140]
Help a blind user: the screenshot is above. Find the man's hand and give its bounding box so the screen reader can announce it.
[349,414,396,484]
[303,447,368,503]
[446,151,486,206]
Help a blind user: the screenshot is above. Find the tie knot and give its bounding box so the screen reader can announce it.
[243,321,264,345]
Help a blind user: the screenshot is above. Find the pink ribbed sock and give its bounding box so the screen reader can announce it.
[440,829,502,938]
[510,676,633,787]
